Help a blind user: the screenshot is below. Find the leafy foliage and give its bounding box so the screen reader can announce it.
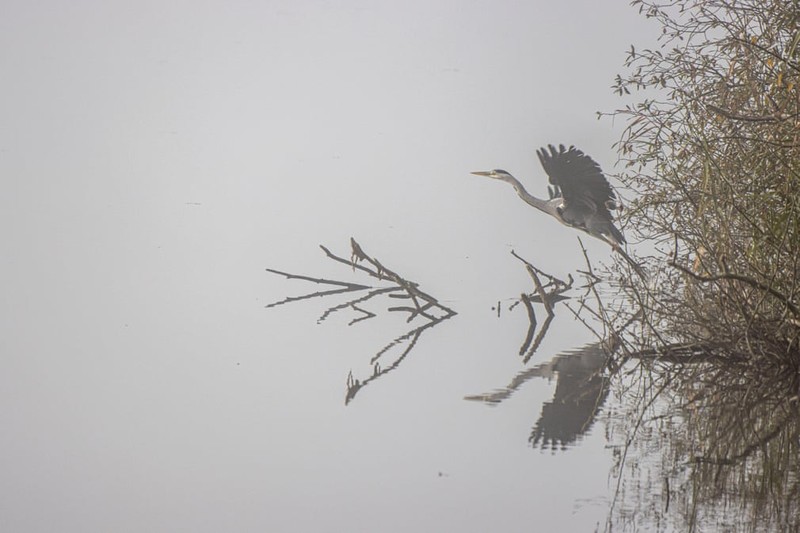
[601,2,800,530]
[609,0,799,373]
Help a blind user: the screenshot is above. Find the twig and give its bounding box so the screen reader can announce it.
[348,304,376,326]
[705,103,798,123]
[564,302,604,341]
[319,244,381,278]
[688,414,792,465]
[265,268,370,290]
[669,260,799,318]
[522,313,554,364]
[519,293,537,355]
[511,249,570,287]
[265,287,366,309]
[316,287,400,323]
[527,265,554,316]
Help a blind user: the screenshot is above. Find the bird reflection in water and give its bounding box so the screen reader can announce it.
[528,343,609,450]
[466,343,609,451]
[465,251,610,450]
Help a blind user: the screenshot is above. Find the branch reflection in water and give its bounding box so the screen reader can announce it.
[581,258,800,530]
[602,328,800,532]
[466,251,611,451]
[266,238,456,405]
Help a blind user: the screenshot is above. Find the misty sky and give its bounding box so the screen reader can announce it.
[1,2,660,531]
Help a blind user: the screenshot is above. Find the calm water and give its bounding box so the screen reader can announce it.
[5,2,795,532]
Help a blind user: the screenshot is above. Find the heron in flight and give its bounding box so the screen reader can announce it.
[472,144,624,246]
[472,144,641,272]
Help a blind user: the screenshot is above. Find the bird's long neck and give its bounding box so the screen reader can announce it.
[504,175,552,214]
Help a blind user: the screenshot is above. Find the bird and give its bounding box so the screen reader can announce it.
[472,144,624,247]
[472,144,642,273]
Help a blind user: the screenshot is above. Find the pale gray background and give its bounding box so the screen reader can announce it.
[2,1,658,531]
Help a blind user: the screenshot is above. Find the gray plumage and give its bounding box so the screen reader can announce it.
[471,144,625,248]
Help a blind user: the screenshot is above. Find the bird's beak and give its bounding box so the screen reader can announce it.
[470,170,492,177]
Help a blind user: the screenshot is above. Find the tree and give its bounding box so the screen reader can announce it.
[608,0,799,389]
[600,1,800,530]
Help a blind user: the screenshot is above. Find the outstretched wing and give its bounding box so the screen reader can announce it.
[536,144,617,220]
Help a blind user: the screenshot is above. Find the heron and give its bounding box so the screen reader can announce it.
[472,144,642,273]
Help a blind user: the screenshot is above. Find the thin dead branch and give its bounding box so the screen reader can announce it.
[268,238,456,405]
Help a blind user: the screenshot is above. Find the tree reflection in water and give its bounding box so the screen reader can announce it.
[605,358,799,532]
